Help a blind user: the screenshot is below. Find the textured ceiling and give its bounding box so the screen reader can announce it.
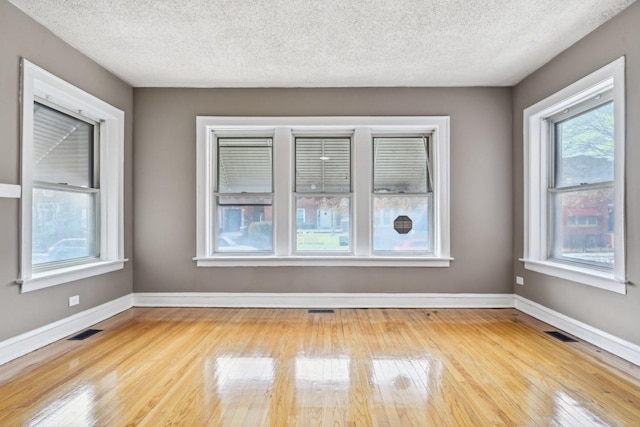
[8,0,636,87]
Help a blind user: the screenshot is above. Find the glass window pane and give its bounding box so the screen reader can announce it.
[216,198,272,252]
[32,187,98,265]
[374,137,428,193]
[218,138,272,193]
[296,138,350,193]
[373,195,431,252]
[33,103,94,188]
[555,101,614,187]
[295,197,350,252]
[550,187,614,269]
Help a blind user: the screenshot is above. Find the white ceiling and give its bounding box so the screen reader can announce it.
[8,0,636,88]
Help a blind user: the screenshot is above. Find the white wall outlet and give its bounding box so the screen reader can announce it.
[516,276,524,286]
[69,295,80,306]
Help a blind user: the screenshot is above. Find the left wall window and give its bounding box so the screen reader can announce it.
[18,60,125,292]
[32,102,99,266]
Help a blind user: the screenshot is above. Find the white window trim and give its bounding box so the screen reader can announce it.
[195,116,451,267]
[17,59,126,292]
[521,57,626,294]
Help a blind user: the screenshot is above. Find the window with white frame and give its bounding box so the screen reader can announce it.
[18,59,125,292]
[32,102,100,266]
[214,137,273,253]
[522,57,626,294]
[294,137,351,253]
[195,117,451,267]
[372,137,432,253]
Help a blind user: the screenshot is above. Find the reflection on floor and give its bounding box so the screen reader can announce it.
[1,307,639,426]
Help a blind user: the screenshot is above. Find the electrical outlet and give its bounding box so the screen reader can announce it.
[69,295,80,306]
[516,276,524,286]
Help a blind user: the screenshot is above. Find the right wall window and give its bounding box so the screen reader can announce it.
[522,57,626,294]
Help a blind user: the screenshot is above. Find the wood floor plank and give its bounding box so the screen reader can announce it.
[1,307,640,426]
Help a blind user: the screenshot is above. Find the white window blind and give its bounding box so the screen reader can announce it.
[33,102,95,188]
[295,138,350,193]
[218,138,272,193]
[373,137,430,193]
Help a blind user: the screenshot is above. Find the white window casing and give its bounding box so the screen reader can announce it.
[195,116,451,267]
[521,57,626,294]
[17,59,126,292]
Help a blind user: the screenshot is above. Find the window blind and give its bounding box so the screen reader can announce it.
[373,137,430,193]
[32,102,94,188]
[218,138,272,193]
[295,138,350,193]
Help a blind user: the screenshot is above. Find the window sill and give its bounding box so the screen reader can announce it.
[17,259,128,293]
[520,258,626,294]
[194,256,453,267]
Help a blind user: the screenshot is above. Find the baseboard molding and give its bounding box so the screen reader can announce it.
[3,292,638,368]
[0,294,133,366]
[515,295,640,366]
[132,292,515,308]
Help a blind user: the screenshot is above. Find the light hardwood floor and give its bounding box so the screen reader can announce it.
[1,308,640,426]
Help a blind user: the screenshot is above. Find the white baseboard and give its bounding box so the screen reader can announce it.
[0,294,133,366]
[3,292,638,368]
[515,295,640,366]
[132,292,515,308]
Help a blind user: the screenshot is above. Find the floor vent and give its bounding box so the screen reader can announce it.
[69,329,102,341]
[308,309,334,314]
[545,331,578,343]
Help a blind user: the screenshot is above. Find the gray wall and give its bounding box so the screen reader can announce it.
[513,1,640,345]
[0,2,134,341]
[133,87,513,293]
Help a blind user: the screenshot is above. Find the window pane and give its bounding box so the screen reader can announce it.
[33,103,94,188]
[32,187,97,265]
[555,101,614,187]
[296,138,350,193]
[374,137,428,193]
[295,197,350,252]
[550,187,614,269]
[216,199,272,252]
[373,195,430,252]
[218,138,272,193]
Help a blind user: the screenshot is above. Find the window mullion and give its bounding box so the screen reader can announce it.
[353,127,371,256]
[274,127,292,256]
